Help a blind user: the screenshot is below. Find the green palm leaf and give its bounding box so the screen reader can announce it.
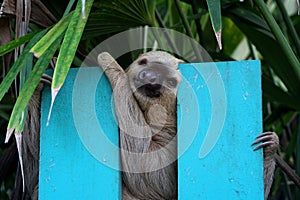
[30,13,73,57]
[228,7,300,110]
[206,0,222,49]
[0,31,38,56]
[84,0,155,38]
[0,30,47,102]
[48,0,94,124]
[6,35,62,141]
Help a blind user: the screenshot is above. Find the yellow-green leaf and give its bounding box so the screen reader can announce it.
[5,36,62,142]
[30,13,73,58]
[48,0,94,124]
[0,30,47,102]
[0,31,38,56]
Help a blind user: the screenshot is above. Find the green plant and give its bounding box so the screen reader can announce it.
[0,0,299,199]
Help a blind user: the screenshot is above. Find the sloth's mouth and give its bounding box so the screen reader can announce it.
[137,84,162,98]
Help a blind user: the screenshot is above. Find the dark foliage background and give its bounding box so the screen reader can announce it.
[0,0,300,199]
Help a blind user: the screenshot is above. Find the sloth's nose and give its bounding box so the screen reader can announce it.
[138,70,158,84]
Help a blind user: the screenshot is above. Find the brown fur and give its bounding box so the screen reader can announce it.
[262,133,279,199]
[20,51,278,200]
[98,51,279,199]
[22,83,43,200]
[98,51,182,199]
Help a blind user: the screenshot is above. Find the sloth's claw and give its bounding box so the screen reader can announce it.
[252,131,279,158]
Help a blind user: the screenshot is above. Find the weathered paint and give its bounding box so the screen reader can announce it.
[39,61,263,199]
[39,67,120,199]
[178,61,263,199]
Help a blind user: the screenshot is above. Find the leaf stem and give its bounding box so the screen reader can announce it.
[154,9,179,55]
[191,0,204,46]
[275,0,300,57]
[174,0,203,61]
[254,0,300,97]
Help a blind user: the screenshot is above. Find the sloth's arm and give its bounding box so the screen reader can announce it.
[97,52,152,154]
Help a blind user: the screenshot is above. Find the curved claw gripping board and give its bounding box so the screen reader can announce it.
[39,60,263,199]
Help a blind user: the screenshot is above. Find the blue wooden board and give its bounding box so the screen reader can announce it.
[177,61,264,199]
[39,67,120,199]
[39,61,263,199]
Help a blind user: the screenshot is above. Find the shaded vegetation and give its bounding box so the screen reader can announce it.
[0,0,300,199]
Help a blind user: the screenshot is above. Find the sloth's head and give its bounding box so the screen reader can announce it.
[127,51,182,99]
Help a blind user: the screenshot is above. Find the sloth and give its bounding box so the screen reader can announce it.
[20,51,279,200]
[98,51,182,199]
[97,51,279,200]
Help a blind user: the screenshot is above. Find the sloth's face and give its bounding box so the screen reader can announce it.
[128,54,181,99]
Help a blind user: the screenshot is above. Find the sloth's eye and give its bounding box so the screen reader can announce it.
[138,58,148,66]
[167,78,177,87]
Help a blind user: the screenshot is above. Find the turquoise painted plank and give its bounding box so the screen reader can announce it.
[39,67,120,199]
[40,61,263,199]
[177,61,264,199]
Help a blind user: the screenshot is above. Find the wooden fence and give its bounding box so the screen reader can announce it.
[39,61,263,199]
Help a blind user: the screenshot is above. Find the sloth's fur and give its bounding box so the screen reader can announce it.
[19,51,278,200]
[98,51,182,199]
